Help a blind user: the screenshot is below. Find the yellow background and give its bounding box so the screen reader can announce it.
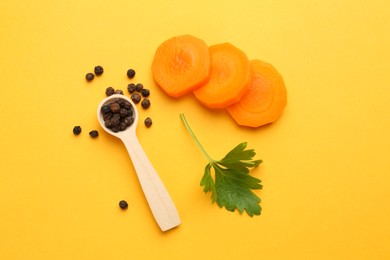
[1,0,389,259]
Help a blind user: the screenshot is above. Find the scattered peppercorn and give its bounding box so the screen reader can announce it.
[127,69,136,79]
[119,200,128,209]
[131,93,142,104]
[86,73,94,81]
[114,89,124,95]
[105,87,115,96]
[73,126,82,135]
[127,83,136,94]
[94,65,104,76]
[141,89,150,97]
[141,98,151,109]
[89,130,99,138]
[144,117,152,127]
[135,83,144,92]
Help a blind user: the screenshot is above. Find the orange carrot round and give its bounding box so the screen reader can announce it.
[151,35,211,98]
[193,43,251,109]
[226,59,287,128]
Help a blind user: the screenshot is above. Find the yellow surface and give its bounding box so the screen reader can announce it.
[1,0,389,259]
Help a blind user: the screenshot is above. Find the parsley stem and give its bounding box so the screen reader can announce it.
[180,113,214,163]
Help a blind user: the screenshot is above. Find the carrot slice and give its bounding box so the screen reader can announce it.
[193,43,251,109]
[151,35,211,98]
[226,59,287,128]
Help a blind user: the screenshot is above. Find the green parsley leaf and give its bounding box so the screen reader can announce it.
[180,113,263,217]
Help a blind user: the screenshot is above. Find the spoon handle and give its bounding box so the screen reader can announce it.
[121,133,181,232]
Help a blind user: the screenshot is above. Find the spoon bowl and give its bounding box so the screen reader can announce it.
[97,94,181,232]
[97,94,138,138]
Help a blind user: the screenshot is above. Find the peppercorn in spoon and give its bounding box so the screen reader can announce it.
[97,94,180,231]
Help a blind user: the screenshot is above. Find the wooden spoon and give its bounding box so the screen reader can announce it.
[97,94,181,231]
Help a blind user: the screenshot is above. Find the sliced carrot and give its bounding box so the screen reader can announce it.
[193,43,251,109]
[151,34,211,98]
[226,59,287,128]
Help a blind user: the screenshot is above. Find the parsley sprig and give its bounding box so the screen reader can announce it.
[180,113,263,216]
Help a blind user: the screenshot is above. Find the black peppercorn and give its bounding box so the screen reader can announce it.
[119,200,128,209]
[141,98,151,109]
[131,93,141,104]
[117,98,124,106]
[94,65,104,76]
[127,83,136,94]
[73,126,82,135]
[105,87,115,96]
[119,121,127,131]
[124,116,134,126]
[105,120,112,128]
[110,102,121,113]
[141,89,150,97]
[127,69,136,79]
[101,105,111,114]
[119,108,128,117]
[122,100,132,110]
[89,130,99,138]
[111,126,119,133]
[135,83,143,92]
[86,73,94,81]
[109,113,121,126]
[144,117,152,128]
[127,109,133,117]
[114,89,124,95]
[103,112,112,121]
